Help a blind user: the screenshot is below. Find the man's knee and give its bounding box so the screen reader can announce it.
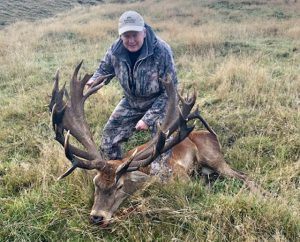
[101,126,134,160]
[101,145,122,160]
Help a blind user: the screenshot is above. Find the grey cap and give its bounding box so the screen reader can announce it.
[118,11,144,35]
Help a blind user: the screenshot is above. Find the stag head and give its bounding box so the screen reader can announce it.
[49,61,196,227]
[91,165,149,226]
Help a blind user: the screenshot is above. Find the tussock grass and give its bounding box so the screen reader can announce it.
[0,0,299,241]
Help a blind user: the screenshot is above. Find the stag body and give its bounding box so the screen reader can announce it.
[50,62,261,227]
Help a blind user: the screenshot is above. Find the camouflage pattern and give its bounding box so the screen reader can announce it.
[91,24,178,160]
[100,97,168,159]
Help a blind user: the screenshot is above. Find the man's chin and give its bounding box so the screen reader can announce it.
[127,47,139,52]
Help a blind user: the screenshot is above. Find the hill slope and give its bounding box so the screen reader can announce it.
[0,0,103,27]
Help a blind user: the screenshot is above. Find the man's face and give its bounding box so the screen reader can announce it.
[121,30,146,52]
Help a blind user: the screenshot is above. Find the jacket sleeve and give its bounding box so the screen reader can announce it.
[141,46,178,128]
[90,47,116,84]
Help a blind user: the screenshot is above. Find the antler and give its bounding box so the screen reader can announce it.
[49,61,113,178]
[116,76,197,178]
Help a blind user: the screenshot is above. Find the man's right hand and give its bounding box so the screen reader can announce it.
[86,78,94,88]
[135,120,149,131]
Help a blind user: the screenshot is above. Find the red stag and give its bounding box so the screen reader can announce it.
[49,61,262,227]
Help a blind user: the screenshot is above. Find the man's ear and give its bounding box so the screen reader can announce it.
[143,28,146,38]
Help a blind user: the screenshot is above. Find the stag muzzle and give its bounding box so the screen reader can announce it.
[89,208,121,228]
[90,215,104,224]
[90,210,112,227]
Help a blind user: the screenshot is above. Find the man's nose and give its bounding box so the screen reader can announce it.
[128,36,135,43]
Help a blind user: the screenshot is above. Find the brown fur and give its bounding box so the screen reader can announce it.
[51,63,264,227]
[163,130,263,193]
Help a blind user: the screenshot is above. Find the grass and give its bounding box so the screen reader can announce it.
[0,0,299,241]
[0,0,104,27]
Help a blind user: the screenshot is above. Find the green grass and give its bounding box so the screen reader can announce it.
[0,0,299,241]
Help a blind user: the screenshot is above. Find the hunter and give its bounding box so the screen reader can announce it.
[87,10,178,164]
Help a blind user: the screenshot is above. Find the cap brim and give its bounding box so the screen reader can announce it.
[119,26,144,35]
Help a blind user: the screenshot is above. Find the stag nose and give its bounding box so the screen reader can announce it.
[90,215,104,224]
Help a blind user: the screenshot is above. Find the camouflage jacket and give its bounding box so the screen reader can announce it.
[90,24,178,127]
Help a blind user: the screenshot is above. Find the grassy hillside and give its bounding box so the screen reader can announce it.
[0,0,299,241]
[0,0,104,27]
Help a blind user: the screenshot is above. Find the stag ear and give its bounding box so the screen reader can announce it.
[128,171,149,183]
[123,171,149,195]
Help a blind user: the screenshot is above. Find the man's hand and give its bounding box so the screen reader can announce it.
[86,78,94,88]
[135,120,149,131]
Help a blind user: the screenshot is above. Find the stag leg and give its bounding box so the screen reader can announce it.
[210,161,262,194]
[189,131,264,194]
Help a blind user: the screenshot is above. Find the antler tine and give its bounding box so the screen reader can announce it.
[128,106,194,170]
[177,87,196,118]
[49,69,60,112]
[55,123,95,160]
[51,95,96,161]
[57,155,111,180]
[115,149,138,184]
[57,155,109,180]
[161,109,195,153]
[64,130,74,161]
[83,74,114,101]
[49,72,82,154]
[50,61,113,178]
[186,105,200,121]
[127,126,168,170]
[56,131,111,179]
[126,77,196,169]
[90,74,114,89]
[63,61,100,157]
[160,81,196,137]
[51,102,66,131]
[72,60,83,82]
[160,74,179,131]
[150,87,195,139]
[187,106,217,136]
[125,75,178,163]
